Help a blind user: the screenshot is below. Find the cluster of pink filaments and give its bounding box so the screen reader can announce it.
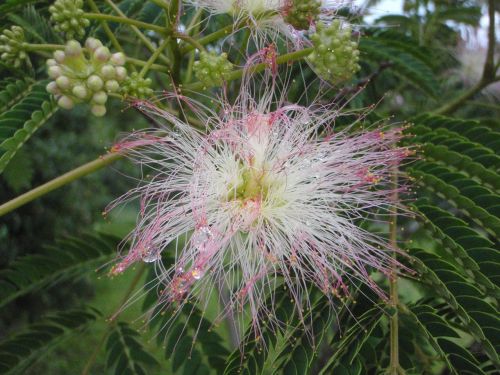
[107,83,411,335]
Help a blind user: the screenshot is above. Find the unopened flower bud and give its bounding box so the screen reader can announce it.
[50,0,89,40]
[87,75,103,91]
[307,21,360,84]
[283,0,321,30]
[105,80,120,92]
[56,75,71,90]
[94,46,110,62]
[72,85,88,99]
[101,64,115,79]
[85,37,102,51]
[0,26,28,68]
[65,40,82,56]
[91,104,106,117]
[194,51,233,87]
[46,59,57,67]
[120,72,153,98]
[54,50,66,63]
[58,95,74,110]
[115,66,127,81]
[110,52,126,66]
[46,81,60,94]
[48,65,63,79]
[92,91,108,105]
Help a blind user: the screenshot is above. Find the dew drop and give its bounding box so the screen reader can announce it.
[142,246,161,263]
[192,226,213,252]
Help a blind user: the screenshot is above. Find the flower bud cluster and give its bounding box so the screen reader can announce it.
[308,21,360,84]
[46,38,127,117]
[194,51,233,87]
[49,0,90,40]
[0,26,28,68]
[283,0,321,30]
[121,72,153,99]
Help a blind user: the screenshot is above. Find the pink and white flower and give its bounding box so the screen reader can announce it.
[108,75,411,338]
[185,0,349,49]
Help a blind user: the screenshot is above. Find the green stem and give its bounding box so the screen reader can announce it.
[127,57,169,72]
[389,165,400,375]
[174,32,206,52]
[0,152,122,218]
[183,47,313,91]
[84,12,165,33]
[139,37,171,77]
[86,0,125,53]
[81,263,147,375]
[23,43,62,51]
[148,0,170,12]
[180,24,235,54]
[103,0,171,67]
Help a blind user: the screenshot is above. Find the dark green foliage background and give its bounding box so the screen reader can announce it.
[0,1,498,374]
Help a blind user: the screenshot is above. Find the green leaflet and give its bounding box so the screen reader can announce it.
[0,232,119,308]
[409,162,500,238]
[409,249,499,367]
[0,309,98,375]
[359,37,439,97]
[412,202,499,298]
[402,304,488,375]
[0,80,58,173]
[105,322,159,375]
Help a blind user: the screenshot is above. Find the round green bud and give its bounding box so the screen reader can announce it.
[72,85,88,99]
[194,51,233,87]
[58,95,74,109]
[92,91,108,105]
[48,65,63,79]
[0,26,28,67]
[110,52,126,66]
[307,21,361,84]
[46,81,60,94]
[105,80,120,92]
[91,104,106,117]
[94,46,111,62]
[54,50,66,63]
[87,75,103,91]
[120,72,153,98]
[46,59,57,67]
[85,37,102,51]
[65,40,82,56]
[115,66,127,81]
[50,0,89,40]
[283,0,321,30]
[101,64,115,80]
[56,75,71,90]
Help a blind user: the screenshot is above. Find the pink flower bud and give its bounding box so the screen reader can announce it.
[65,40,82,56]
[46,81,59,95]
[56,76,71,90]
[53,50,66,63]
[48,65,63,79]
[110,52,126,66]
[85,37,102,51]
[58,95,74,110]
[94,46,111,62]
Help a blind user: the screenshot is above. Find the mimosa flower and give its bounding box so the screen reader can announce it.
[108,74,411,338]
[186,0,345,48]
